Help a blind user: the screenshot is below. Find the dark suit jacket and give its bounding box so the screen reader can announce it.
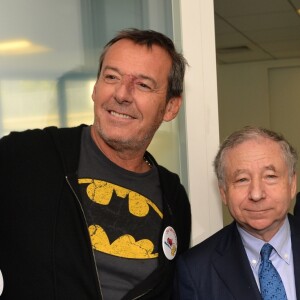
[294,192,300,217]
[173,214,300,300]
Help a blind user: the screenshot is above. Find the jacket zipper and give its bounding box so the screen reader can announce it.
[130,289,152,300]
[65,175,103,299]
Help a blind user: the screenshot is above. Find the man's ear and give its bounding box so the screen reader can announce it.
[291,173,297,199]
[91,83,97,102]
[163,96,182,122]
[219,186,228,206]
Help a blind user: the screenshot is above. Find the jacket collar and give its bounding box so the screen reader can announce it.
[211,222,262,300]
[213,216,300,300]
[289,214,300,299]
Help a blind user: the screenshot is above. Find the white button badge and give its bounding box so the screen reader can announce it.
[162,226,177,260]
[0,269,3,295]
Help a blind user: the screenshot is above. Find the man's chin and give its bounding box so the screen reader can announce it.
[104,136,147,152]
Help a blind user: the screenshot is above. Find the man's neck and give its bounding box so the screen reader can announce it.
[90,126,151,173]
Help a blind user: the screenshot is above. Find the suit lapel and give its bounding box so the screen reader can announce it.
[290,215,300,299]
[211,223,262,300]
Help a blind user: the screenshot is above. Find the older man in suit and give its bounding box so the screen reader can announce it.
[173,126,300,300]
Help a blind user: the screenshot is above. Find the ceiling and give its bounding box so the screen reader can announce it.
[214,0,300,64]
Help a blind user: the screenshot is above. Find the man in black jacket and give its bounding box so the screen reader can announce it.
[0,29,191,300]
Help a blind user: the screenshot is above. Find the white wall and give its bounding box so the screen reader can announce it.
[176,0,223,246]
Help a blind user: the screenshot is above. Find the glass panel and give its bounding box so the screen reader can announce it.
[64,79,94,127]
[0,80,58,135]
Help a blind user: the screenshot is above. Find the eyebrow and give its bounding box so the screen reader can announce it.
[103,65,157,86]
[264,165,276,172]
[232,169,248,177]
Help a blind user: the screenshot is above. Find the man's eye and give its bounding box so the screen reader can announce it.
[136,82,153,92]
[104,74,119,82]
[266,174,277,180]
[236,178,248,183]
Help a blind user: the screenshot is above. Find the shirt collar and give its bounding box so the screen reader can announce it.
[237,217,291,270]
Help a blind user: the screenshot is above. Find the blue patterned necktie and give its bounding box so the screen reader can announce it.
[258,243,287,300]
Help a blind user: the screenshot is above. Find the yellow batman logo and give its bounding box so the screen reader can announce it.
[79,178,162,218]
[78,178,163,259]
[89,225,158,259]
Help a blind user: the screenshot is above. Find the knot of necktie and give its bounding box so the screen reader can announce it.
[260,243,273,262]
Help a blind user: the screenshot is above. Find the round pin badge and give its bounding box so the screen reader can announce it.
[162,226,177,260]
[0,269,3,296]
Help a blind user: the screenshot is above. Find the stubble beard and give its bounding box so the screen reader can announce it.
[93,119,163,153]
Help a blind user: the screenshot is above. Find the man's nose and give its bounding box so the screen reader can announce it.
[114,74,135,103]
[249,179,265,201]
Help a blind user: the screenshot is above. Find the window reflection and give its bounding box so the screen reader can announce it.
[0,80,58,136]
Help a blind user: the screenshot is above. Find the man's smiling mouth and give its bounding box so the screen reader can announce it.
[110,110,133,119]
[246,208,271,214]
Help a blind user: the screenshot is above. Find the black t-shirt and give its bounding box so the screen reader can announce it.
[78,127,163,299]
